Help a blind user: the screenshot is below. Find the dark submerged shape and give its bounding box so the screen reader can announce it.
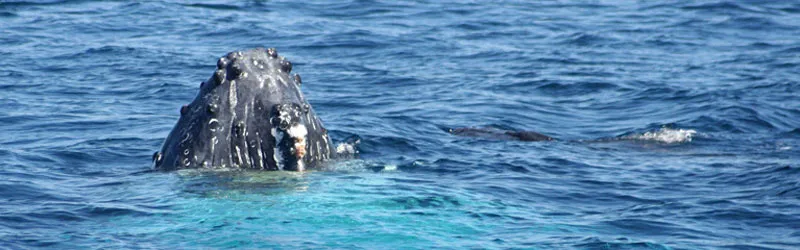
[448,127,554,142]
[154,48,333,171]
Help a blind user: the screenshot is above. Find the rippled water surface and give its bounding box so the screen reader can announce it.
[2,0,799,249]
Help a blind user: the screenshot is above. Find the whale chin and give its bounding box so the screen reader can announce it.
[153,47,333,171]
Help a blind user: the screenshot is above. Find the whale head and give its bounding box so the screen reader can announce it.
[153,48,333,171]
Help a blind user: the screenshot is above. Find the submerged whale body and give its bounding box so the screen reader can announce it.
[448,127,554,142]
[153,47,333,171]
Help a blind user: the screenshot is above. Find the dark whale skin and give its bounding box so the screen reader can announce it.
[153,48,333,171]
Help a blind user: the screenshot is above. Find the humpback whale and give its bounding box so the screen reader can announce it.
[153,47,334,171]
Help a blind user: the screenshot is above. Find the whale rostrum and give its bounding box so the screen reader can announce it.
[154,48,333,171]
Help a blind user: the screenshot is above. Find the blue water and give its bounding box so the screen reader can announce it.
[2,0,799,249]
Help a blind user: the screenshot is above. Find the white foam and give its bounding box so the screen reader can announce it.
[383,165,397,171]
[335,143,357,155]
[627,128,697,143]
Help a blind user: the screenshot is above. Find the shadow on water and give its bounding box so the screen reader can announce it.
[169,158,390,198]
[174,169,313,198]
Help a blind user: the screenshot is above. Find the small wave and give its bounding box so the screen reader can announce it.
[536,81,619,96]
[712,16,787,31]
[181,3,242,11]
[680,1,767,14]
[779,5,800,14]
[321,159,391,172]
[573,236,672,249]
[0,0,71,8]
[556,32,617,47]
[51,45,139,60]
[624,128,697,143]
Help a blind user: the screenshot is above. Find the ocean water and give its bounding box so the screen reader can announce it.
[1,0,799,249]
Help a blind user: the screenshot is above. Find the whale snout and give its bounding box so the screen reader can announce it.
[154,48,333,171]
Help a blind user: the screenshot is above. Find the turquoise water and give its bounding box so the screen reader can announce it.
[1,1,799,249]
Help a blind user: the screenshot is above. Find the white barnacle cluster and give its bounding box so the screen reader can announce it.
[271,120,309,171]
[288,124,308,171]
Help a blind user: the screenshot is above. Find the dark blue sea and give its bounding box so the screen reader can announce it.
[2,0,799,249]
